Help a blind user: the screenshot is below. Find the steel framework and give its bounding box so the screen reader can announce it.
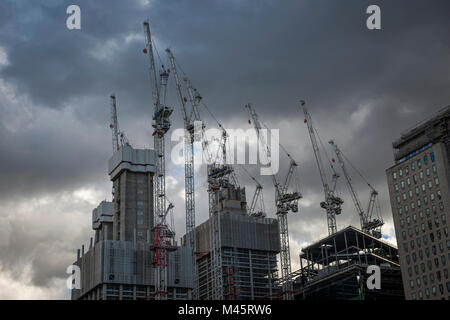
[329,140,384,238]
[143,21,174,300]
[166,48,200,299]
[301,101,343,235]
[245,103,301,300]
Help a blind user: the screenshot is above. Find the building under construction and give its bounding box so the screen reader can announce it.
[70,22,406,301]
[292,226,404,300]
[194,183,281,300]
[71,145,193,300]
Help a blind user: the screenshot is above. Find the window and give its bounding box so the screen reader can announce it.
[417,199,421,208]
[401,181,405,189]
[393,172,398,180]
[432,164,437,173]
[415,186,419,195]
[420,171,424,180]
[430,152,435,162]
[413,175,417,184]
[400,169,403,177]
[403,193,407,201]
[411,162,415,170]
[435,177,439,186]
[406,166,409,175]
[430,193,435,201]
[395,184,399,192]
[421,184,426,192]
[407,177,411,186]
[397,196,401,204]
[417,159,421,168]
[424,155,428,165]
[426,168,430,176]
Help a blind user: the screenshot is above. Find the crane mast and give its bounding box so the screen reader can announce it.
[166,48,199,299]
[245,103,300,300]
[110,94,120,152]
[329,140,384,238]
[143,21,174,300]
[329,140,366,229]
[301,100,343,235]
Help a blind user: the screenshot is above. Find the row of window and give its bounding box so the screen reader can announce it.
[394,166,438,190]
[406,245,450,273]
[408,266,449,285]
[398,202,445,221]
[401,213,447,233]
[411,281,450,300]
[393,152,436,180]
[404,228,449,252]
[401,217,448,241]
[395,179,440,205]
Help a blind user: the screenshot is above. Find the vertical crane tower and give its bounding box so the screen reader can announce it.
[165,48,200,299]
[245,103,301,300]
[329,140,384,238]
[143,21,175,300]
[301,101,343,236]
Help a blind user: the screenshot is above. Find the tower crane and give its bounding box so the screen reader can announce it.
[109,94,130,152]
[329,140,384,238]
[143,21,175,300]
[165,48,200,299]
[110,94,120,153]
[245,103,301,300]
[237,165,266,217]
[301,100,343,236]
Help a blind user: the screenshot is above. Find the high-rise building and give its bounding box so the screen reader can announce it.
[386,106,450,300]
[71,145,193,300]
[194,183,281,300]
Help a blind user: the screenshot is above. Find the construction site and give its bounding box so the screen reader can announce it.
[71,21,404,301]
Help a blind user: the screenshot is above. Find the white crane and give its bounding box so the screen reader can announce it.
[301,100,343,236]
[245,103,301,300]
[143,21,174,300]
[165,48,200,299]
[109,94,130,152]
[329,139,384,238]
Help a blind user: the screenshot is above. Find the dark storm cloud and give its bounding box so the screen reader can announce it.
[0,0,449,296]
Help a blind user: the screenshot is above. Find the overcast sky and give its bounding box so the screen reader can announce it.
[0,0,449,299]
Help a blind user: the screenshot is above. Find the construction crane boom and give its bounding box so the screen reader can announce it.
[301,100,343,236]
[110,94,120,152]
[143,21,174,300]
[329,139,384,238]
[329,140,366,227]
[165,48,199,299]
[245,103,301,300]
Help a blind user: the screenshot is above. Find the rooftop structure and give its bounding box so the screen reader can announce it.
[293,226,404,300]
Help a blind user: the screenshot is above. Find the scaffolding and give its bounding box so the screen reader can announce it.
[293,226,404,300]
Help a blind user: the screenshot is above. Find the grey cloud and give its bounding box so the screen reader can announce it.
[0,0,449,297]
